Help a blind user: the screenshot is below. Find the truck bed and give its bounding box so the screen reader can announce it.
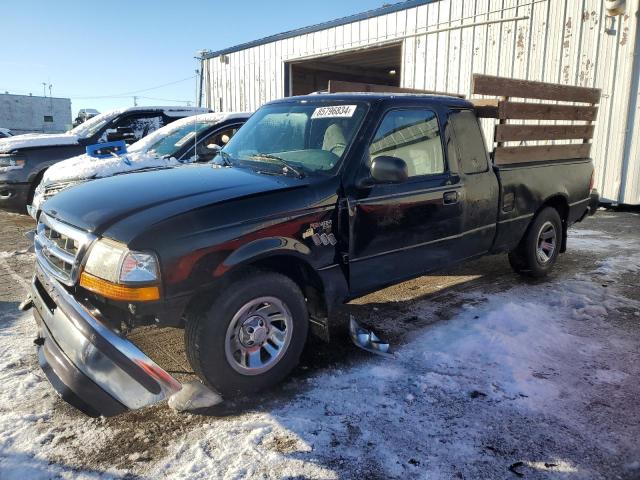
[491,157,593,253]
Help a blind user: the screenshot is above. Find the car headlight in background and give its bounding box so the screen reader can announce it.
[0,154,26,172]
[80,239,160,301]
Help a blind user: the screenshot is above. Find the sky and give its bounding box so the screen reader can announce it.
[3,0,389,118]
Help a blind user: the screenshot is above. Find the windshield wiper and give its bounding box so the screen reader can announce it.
[249,153,305,179]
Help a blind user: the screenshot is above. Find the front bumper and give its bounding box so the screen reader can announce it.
[0,182,30,213]
[30,263,182,417]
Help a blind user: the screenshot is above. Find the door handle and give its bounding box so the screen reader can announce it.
[443,191,459,205]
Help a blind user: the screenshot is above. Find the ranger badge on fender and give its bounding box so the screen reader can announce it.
[302,220,337,247]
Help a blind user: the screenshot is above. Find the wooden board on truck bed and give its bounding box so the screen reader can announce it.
[471,74,601,166]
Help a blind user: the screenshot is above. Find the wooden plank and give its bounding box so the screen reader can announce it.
[328,80,465,98]
[472,99,499,118]
[495,124,595,142]
[472,74,601,104]
[494,144,592,165]
[498,101,598,121]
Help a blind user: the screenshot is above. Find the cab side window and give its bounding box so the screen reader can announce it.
[369,109,444,178]
[449,110,488,174]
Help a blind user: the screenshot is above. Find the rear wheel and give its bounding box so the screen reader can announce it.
[185,270,308,396]
[508,207,563,278]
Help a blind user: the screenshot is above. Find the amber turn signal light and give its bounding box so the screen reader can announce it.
[80,271,160,302]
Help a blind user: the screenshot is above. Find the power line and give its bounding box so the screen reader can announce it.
[69,75,198,99]
[137,96,193,104]
[1,74,198,100]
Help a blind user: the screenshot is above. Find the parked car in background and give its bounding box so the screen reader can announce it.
[0,106,210,213]
[73,109,100,127]
[0,128,13,138]
[29,112,250,219]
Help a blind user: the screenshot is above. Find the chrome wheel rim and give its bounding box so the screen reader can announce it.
[224,296,293,375]
[536,221,557,264]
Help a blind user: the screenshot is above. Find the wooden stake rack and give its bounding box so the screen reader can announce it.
[326,75,601,167]
[471,74,601,166]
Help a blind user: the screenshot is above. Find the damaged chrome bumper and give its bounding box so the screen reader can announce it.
[30,263,181,417]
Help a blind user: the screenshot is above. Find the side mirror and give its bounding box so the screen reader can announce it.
[370,155,408,184]
[195,143,222,162]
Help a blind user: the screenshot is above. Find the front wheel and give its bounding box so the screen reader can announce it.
[508,207,563,278]
[185,271,308,396]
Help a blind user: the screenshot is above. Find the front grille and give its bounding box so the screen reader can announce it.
[35,213,95,286]
[43,180,83,200]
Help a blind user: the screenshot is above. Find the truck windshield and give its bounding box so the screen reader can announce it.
[144,121,213,159]
[219,101,368,175]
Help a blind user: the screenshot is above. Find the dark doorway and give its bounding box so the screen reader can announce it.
[286,43,402,96]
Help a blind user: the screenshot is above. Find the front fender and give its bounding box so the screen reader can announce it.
[213,236,312,277]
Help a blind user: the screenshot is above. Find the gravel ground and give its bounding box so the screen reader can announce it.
[0,208,638,479]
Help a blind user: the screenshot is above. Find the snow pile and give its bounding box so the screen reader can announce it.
[168,382,223,412]
[0,224,638,478]
[41,151,181,184]
[0,133,79,154]
[148,273,635,478]
[0,310,127,479]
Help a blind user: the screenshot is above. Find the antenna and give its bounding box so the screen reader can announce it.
[42,82,47,97]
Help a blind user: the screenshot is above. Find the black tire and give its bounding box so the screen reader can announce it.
[508,207,563,278]
[27,169,46,209]
[185,270,308,396]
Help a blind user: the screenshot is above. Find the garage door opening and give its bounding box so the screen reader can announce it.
[286,43,402,96]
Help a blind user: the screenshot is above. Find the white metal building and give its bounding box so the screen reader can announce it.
[0,93,72,134]
[202,0,640,204]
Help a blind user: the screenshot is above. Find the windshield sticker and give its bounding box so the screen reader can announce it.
[311,105,357,119]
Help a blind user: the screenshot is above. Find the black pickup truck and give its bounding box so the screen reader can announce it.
[25,92,598,416]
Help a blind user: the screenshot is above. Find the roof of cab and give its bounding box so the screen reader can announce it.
[266,92,474,109]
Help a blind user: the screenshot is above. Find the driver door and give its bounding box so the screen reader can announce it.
[348,108,465,294]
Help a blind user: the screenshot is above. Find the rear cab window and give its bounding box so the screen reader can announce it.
[449,110,489,174]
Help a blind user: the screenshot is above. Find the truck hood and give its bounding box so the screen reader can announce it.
[42,150,181,185]
[0,132,79,153]
[43,165,300,235]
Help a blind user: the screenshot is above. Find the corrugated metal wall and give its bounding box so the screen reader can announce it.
[203,0,640,204]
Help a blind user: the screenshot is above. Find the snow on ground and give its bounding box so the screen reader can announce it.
[0,216,639,479]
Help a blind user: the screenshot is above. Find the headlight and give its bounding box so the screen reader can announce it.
[80,239,160,301]
[0,154,25,171]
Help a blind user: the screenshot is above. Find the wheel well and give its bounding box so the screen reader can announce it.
[247,255,328,321]
[185,254,330,339]
[27,168,47,204]
[538,195,569,252]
